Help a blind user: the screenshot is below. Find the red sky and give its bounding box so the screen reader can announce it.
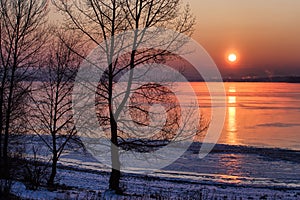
[185,0,300,77]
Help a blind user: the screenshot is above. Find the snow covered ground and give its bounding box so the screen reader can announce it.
[10,139,300,199]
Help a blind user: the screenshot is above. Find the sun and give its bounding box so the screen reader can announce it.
[228,53,237,63]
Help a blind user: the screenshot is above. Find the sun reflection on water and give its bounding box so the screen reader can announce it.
[228,96,236,104]
[227,86,237,145]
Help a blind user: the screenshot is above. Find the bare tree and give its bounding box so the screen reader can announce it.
[30,32,83,187]
[0,0,48,186]
[53,0,195,193]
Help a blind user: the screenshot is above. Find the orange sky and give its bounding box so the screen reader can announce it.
[49,1,300,77]
[185,0,300,76]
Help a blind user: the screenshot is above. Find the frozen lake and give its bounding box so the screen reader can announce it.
[31,81,300,150]
[188,82,300,150]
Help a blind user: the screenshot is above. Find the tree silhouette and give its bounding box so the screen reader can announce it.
[0,0,48,191]
[30,32,83,187]
[53,0,195,193]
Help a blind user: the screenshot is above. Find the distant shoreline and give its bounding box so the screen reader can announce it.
[188,76,300,83]
[222,76,300,83]
[27,74,300,83]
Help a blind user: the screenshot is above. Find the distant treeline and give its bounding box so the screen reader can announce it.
[186,76,300,83]
[222,76,300,83]
[28,73,300,83]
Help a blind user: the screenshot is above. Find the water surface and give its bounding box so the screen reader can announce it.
[190,82,300,150]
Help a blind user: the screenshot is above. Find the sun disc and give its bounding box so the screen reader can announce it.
[228,53,237,63]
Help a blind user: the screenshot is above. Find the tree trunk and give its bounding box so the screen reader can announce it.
[108,115,121,193]
[0,93,3,158]
[109,165,121,193]
[48,155,58,187]
[0,70,6,159]
[3,85,13,161]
